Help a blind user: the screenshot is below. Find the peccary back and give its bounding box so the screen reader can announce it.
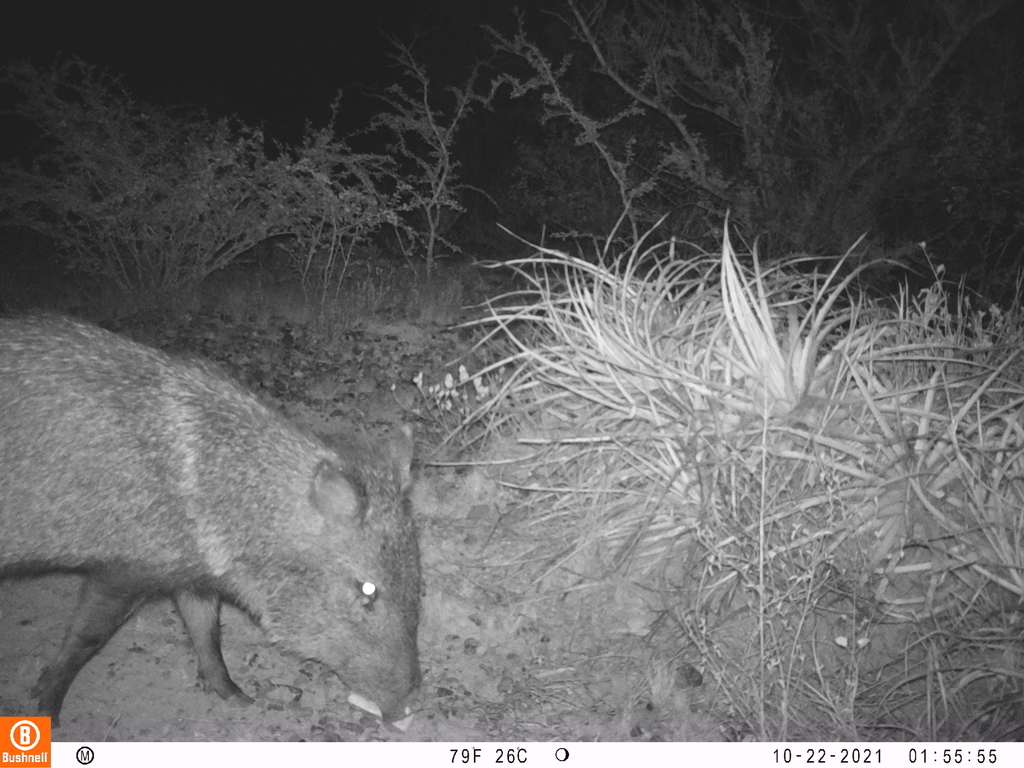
[0,315,420,724]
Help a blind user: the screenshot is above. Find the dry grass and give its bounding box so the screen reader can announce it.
[453,223,1024,740]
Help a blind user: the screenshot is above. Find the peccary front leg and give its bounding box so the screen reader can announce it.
[33,575,144,727]
[173,591,254,705]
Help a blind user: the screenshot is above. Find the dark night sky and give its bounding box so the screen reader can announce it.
[0,0,507,141]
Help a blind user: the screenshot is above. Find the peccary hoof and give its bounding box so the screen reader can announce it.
[199,672,255,706]
[32,669,72,728]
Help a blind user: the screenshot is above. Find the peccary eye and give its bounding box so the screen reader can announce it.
[358,580,378,609]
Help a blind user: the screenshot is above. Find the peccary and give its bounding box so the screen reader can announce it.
[0,315,420,725]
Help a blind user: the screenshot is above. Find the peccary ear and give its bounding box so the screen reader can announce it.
[311,462,366,523]
[390,424,414,492]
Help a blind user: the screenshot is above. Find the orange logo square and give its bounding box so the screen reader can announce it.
[0,717,51,768]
